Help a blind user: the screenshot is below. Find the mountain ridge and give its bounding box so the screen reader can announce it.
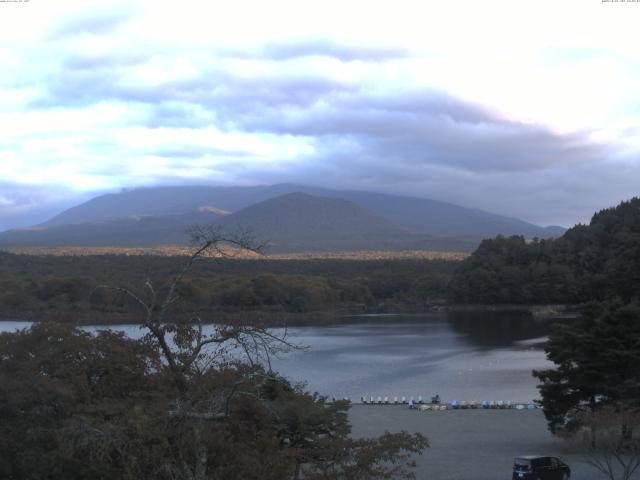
[0,185,566,252]
[40,184,564,234]
[215,192,415,252]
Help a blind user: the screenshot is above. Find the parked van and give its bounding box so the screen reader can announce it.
[512,456,570,480]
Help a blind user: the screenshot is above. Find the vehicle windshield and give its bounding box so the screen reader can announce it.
[514,459,532,471]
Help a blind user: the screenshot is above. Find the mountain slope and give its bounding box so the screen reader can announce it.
[279,185,565,238]
[216,192,414,252]
[40,184,565,239]
[0,209,226,247]
[0,192,481,252]
[42,185,287,227]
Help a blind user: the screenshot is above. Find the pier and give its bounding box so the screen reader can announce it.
[326,395,539,410]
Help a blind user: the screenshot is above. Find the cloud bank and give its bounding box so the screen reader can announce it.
[1,0,639,230]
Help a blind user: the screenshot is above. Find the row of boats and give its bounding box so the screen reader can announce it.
[351,396,539,410]
[419,400,538,410]
[360,395,441,405]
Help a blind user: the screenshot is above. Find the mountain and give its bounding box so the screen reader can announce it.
[0,209,226,247]
[1,192,475,251]
[216,192,414,252]
[0,185,565,252]
[280,185,565,238]
[41,184,564,237]
[41,186,266,227]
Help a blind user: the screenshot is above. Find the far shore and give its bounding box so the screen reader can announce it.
[1,245,470,261]
[0,303,579,327]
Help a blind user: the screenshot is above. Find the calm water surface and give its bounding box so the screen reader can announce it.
[0,311,555,402]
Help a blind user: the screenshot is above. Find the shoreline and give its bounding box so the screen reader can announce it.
[0,304,579,327]
[1,246,469,260]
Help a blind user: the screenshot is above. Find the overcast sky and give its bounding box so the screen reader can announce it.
[1,0,639,231]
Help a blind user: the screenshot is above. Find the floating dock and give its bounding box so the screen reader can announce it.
[325,395,539,410]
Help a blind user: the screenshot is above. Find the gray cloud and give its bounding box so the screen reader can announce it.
[30,67,154,108]
[152,146,252,159]
[32,61,356,113]
[212,86,605,174]
[50,7,137,38]
[144,102,217,129]
[259,40,409,62]
[62,52,147,71]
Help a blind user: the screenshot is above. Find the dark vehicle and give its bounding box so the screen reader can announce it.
[512,456,570,480]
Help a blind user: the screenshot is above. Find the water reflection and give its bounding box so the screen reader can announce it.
[335,310,557,349]
[447,310,555,348]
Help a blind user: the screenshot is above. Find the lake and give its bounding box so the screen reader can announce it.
[0,310,556,403]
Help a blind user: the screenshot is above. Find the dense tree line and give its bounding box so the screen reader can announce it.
[534,300,640,433]
[0,254,454,321]
[0,321,427,479]
[451,198,640,305]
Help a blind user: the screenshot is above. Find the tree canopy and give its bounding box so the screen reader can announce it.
[450,197,640,305]
[533,301,640,433]
[0,251,455,323]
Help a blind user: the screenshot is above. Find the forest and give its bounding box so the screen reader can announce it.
[0,252,455,323]
[450,198,640,305]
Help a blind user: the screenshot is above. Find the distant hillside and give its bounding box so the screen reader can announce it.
[279,185,565,239]
[0,184,565,252]
[40,184,564,239]
[42,185,267,227]
[0,209,225,247]
[217,192,413,252]
[450,197,640,304]
[0,192,480,252]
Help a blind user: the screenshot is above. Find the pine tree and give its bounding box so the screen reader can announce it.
[533,301,640,433]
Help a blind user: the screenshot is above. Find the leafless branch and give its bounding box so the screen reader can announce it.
[573,406,640,480]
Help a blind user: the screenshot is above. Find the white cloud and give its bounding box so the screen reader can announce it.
[0,0,639,229]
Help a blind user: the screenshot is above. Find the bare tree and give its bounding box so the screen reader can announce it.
[96,225,297,480]
[572,405,640,480]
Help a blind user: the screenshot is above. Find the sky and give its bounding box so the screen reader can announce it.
[1,0,639,231]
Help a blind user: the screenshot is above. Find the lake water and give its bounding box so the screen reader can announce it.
[0,311,556,403]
